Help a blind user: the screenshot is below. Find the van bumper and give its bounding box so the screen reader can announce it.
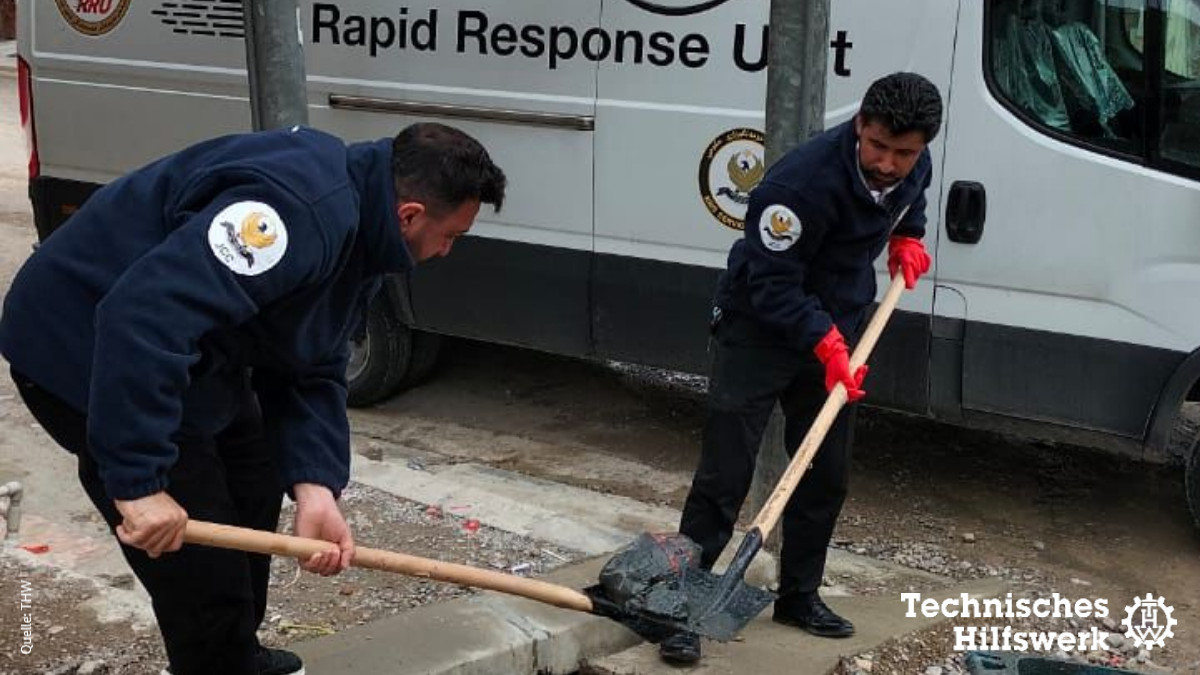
[29,175,101,241]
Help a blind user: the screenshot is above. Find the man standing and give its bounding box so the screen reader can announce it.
[661,73,943,664]
[0,123,505,675]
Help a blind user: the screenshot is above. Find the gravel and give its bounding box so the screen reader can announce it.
[0,482,581,675]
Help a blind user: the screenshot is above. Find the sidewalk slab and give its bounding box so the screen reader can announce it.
[350,455,781,588]
[294,546,986,675]
[294,556,643,675]
[581,579,1008,675]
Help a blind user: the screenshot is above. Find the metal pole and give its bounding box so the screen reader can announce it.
[764,0,830,163]
[242,0,309,131]
[748,0,832,560]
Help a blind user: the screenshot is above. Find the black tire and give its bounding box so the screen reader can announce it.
[346,297,411,407]
[1188,436,1200,533]
[395,330,442,391]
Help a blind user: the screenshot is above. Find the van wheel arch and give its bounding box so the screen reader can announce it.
[1144,348,1200,533]
[1144,346,1200,461]
[346,275,443,407]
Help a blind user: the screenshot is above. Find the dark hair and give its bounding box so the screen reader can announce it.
[859,72,944,143]
[391,123,507,215]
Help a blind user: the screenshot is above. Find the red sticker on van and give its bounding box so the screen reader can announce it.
[55,0,133,37]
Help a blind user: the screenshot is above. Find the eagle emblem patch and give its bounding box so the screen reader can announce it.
[207,201,289,276]
[759,204,802,252]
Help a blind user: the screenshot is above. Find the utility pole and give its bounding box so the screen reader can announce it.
[242,0,309,131]
[748,0,832,561]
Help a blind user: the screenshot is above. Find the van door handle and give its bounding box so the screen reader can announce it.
[945,181,986,244]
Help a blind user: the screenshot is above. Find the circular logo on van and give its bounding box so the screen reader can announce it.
[621,0,736,15]
[55,0,132,36]
[698,127,765,231]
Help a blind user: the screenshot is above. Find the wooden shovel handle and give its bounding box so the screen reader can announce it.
[183,520,594,613]
[749,273,908,535]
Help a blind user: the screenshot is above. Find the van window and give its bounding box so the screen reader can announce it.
[989,0,1200,175]
[1160,0,1200,167]
[989,0,1143,155]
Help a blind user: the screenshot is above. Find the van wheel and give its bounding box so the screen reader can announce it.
[347,298,411,407]
[1188,437,1200,533]
[398,330,443,390]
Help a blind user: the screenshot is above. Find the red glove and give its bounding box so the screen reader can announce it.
[813,326,867,402]
[887,236,931,290]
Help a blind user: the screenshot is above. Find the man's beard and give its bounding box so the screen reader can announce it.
[864,169,899,190]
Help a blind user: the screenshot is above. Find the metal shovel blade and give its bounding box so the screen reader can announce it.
[675,566,776,640]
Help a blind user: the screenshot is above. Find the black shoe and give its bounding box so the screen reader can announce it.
[159,647,304,675]
[658,632,702,666]
[773,594,855,638]
[256,646,305,675]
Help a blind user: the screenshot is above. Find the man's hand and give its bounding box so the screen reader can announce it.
[114,492,188,558]
[814,326,868,402]
[887,236,931,290]
[293,483,354,576]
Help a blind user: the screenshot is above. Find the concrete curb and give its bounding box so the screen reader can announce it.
[294,561,1005,675]
[293,556,642,675]
[581,578,1010,675]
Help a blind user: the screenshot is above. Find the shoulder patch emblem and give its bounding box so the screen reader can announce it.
[207,201,289,276]
[758,204,802,252]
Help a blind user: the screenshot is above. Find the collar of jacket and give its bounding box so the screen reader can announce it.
[347,138,416,275]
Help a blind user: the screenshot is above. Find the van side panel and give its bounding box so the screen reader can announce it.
[408,238,592,356]
[303,1,601,355]
[29,1,250,184]
[590,0,960,411]
[934,1,1200,441]
[962,322,1183,438]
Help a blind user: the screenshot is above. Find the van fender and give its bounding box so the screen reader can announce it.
[1144,345,1200,461]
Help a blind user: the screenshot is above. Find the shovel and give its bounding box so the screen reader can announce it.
[587,272,909,641]
[183,520,680,643]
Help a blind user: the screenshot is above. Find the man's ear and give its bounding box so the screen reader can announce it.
[853,113,863,137]
[396,201,426,230]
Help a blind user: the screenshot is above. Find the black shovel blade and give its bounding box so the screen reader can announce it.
[584,570,774,642]
[676,566,775,641]
[584,584,685,644]
[587,531,775,642]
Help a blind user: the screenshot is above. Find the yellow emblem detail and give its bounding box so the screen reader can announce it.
[770,211,792,236]
[240,212,278,249]
[727,150,764,194]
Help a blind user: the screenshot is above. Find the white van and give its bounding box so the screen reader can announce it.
[15,0,1200,525]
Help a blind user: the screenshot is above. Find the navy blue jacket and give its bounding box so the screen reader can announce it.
[714,120,932,348]
[0,127,413,500]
